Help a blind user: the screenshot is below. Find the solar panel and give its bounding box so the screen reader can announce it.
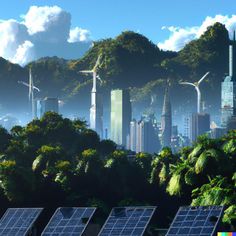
[41,207,96,236]
[0,208,43,236]
[166,205,224,236]
[98,206,156,236]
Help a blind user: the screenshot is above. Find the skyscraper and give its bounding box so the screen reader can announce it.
[136,119,159,154]
[211,127,226,139]
[221,31,236,127]
[130,119,137,152]
[161,85,172,148]
[110,89,131,147]
[190,113,210,142]
[226,115,236,132]
[34,97,59,118]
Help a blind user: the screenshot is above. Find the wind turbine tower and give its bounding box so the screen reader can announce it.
[180,72,210,113]
[80,55,103,138]
[18,69,40,119]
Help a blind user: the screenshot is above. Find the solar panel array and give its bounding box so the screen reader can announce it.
[166,205,224,236]
[0,208,43,236]
[41,207,96,236]
[98,206,156,236]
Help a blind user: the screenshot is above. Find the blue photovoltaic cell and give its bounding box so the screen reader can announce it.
[41,207,96,236]
[166,205,224,236]
[0,208,43,236]
[98,206,156,236]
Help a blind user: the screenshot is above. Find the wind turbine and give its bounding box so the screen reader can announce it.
[80,54,103,91]
[19,69,40,118]
[18,81,40,92]
[180,72,210,113]
[80,54,103,138]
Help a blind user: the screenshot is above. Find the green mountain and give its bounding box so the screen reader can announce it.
[69,31,176,88]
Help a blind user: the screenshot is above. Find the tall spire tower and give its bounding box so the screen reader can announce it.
[161,83,172,148]
[221,30,236,127]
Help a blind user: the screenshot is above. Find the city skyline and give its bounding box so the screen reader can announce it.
[0,6,236,152]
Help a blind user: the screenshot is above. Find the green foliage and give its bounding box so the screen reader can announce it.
[167,174,182,196]
[0,112,235,229]
[192,176,234,206]
[184,168,197,186]
[195,150,212,174]
[0,160,35,202]
[0,127,11,153]
[135,152,153,178]
[223,205,236,227]
[32,145,65,175]
[150,147,177,185]
[188,144,203,163]
[223,139,236,156]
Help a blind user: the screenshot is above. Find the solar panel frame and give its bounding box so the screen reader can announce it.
[41,207,96,236]
[98,206,156,236]
[0,207,43,236]
[166,205,224,236]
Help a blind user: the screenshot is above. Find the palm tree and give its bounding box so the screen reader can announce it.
[150,147,177,186]
[166,158,192,196]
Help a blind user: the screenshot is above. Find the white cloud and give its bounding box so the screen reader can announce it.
[0,20,28,60]
[0,6,91,66]
[158,14,236,51]
[68,27,91,43]
[12,41,34,65]
[158,26,197,51]
[23,6,71,43]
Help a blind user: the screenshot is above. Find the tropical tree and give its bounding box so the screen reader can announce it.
[150,147,177,186]
[0,127,11,153]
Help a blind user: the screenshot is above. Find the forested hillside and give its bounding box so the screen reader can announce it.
[0,22,231,122]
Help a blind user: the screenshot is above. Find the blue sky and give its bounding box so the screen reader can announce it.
[1,0,236,42]
[1,0,236,65]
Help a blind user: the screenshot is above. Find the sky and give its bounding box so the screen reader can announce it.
[1,0,236,65]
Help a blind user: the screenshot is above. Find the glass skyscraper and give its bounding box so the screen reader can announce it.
[110,89,131,147]
[33,97,59,119]
[190,113,210,142]
[221,32,236,127]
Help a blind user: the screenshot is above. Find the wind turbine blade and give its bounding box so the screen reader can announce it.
[198,71,210,84]
[96,75,103,84]
[18,81,40,92]
[80,70,93,74]
[33,86,40,92]
[18,81,29,87]
[93,54,102,71]
[179,82,196,87]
